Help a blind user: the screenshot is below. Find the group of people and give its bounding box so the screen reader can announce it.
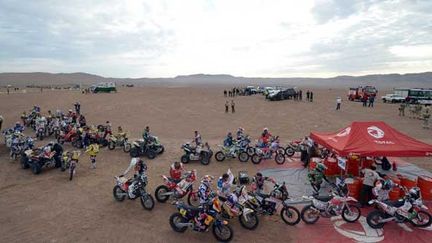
[224,88,241,97]
[399,103,431,129]
[225,100,236,113]
[362,95,375,107]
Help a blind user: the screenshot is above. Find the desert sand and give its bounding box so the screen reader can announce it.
[0,86,431,243]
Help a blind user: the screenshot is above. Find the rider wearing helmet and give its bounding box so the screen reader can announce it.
[236,127,244,140]
[307,162,328,193]
[198,175,214,205]
[169,161,185,183]
[253,172,275,193]
[217,169,235,198]
[120,157,148,198]
[13,121,24,133]
[223,132,234,147]
[372,179,395,202]
[261,127,272,145]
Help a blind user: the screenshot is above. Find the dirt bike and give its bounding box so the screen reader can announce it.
[49,125,61,139]
[57,129,79,145]
[107,134,131,152]
[284,140,302,157]
[244,181,301,225]
[36,126,45,140]
[62,151,81,181]
[300,180,361,224]
[214,143,249,162]
[181,142,213,165]
[169,197,234,242]
[367,186,432,229]
[219,186,260,230]
[113,175,155,210]
[154,170,199,206]
[251,146,285,165]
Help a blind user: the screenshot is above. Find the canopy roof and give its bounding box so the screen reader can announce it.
[310,121,432,157]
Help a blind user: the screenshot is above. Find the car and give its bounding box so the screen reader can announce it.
[268,88,296,101]
[381,94,405,103]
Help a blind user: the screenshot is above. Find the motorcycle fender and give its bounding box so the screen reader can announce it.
[242,208,255,219]
[346,196,358,202]
[421,205,428,210]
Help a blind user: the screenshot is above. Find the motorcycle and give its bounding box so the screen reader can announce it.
[62,151,81,181]
[180,142,213,165]
[57,129,79,145]
[147,136,164,154]
[251,146,285,165]
[214,142,249,163]
[169,197,234,242]
[284,140,302,157]
[154,170,199,206]
[220,186,260,230]
[244,181,301,225]
[36,125,45,140]
[129,139,157,159]
[113,175,155,210]
[49,125,61,139]
[300,180,361,224]
[23,149,59,175]
[367,186,432,229]
[107,134,131,152]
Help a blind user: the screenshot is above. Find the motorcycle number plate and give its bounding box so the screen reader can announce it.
[204,215,214,225]
[179,208,187,216]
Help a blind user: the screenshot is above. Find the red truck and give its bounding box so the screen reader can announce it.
[348,86,378,101]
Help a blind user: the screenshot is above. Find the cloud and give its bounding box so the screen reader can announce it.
[0,0,431,77]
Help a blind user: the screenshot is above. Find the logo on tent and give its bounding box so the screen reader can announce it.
[337,127,351,137]
[367,126,385,139]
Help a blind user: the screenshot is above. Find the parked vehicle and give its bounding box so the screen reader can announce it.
[21,149,60,175]
[169,197,234,242]
[285,140,303,157]
[348,86,378,101]
[301,180,361,224]
[251,147,285,164]
[112,175,155,210]
[381,94,405,103]
[107,134,131,152]
[129,139,159,159]
[366,186,432,229]
[36,126,46,140]
[155,170,199,206]
[268,88,296,101]
[220,186,259,230]
[244,182,301,225]
[180,142,213,165]
[214,142,249,162]
[405,88,432,104]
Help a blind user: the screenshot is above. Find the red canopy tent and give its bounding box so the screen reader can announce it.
[310,121,432,157]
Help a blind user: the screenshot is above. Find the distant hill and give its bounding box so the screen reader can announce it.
[0,72,431,88]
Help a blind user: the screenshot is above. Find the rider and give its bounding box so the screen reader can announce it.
[120,157,148,198]
[191,130,202,151]
[13,121,24,133]
[223,132,236,156]
[253,172,276,193]
[195,175,215,231]
[307,162,328,193]
[261,127,272,145]
[217,169,235,198]
[372,179,395,203]
[142,126,151,143]
[169,161,185,183]
[236,127,244,140]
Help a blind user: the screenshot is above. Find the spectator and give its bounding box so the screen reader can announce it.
[362,96,368,107]
[225,101,229,113]
[224,90,227,97]
[228,91,232,97]
[422,105,431,129]
[74,102,81,114]
[360,164,381,206]
[398,103,406,116]
[231,100,235,113]
[7,87,9,95]
[299,90,303,101]
[310,91,314,102]
[368,96,375,107]
[306,90,310,101]
[336,97,342,110]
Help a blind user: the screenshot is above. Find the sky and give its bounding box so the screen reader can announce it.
[0,0,431,78]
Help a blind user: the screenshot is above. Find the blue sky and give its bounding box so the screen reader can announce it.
[0,0,431,78]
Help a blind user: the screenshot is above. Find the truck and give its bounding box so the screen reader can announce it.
[405,88,432,103]
[91,82,117,93]
[348,86,378,101]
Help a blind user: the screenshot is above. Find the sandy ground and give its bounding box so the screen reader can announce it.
[0,87,431,243]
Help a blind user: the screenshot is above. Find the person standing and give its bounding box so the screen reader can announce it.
[86,142,100,169]
[0,114,3,131]
[362,96,368,107]
[306,90,310,101]
[224,90,227,97]
[231,100,235,113]
[299,90,303,101]
[7,87,9,95]
[360,165,381,206]
[399,103,406,116]
[310,91,314,102]
[368,96,375,107]
[74,102,81,114]
[422,105,431,129]
[225,101,229,113]
[336,97,342,110]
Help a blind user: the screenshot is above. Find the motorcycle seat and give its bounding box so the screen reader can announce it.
[385,199,404,208]
[313,195,333,202]
[256,192,270,199]
[180,204,200,214]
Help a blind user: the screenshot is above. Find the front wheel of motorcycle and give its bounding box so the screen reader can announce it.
[410,210,432,228]
[146,149,156,160]
[212,223,234,242]
[247,147,255,156]
[285,147,295,157]
[366,210,386,229]
[275,153,286,164]
[169,213,188,233]
[239,212,259,230]
[108,141,115,150]
[155,185,170,202]
[238,152,249,162]
[140,194,155,210]
[215,151,226,162]
[181,154,190,164]
[123,143,131,153]
[251,154,262,164]
[281,206,301,225]
[113,185,126,202]
[301,205,320,224]
[187,192,200,207]
[342,204,361,223]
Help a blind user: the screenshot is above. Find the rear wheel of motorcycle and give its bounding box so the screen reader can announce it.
[281,206,301,225]
[21,156,29,169]
[130,148,139,158]
[108,141,115,150]
[247,147,255,156]
[187,192,200,207]
[238,152,249,162]
[169,213,188,233]
[410,210,432,227]
[181,154,189,164]
[366,211,386,229]
[239,212,259,230]
[147,150,156,160]
[215,151,226,162]
[300,205,320,224]
[155,185,170,202]
[342,204,361,222]
[200,153,211,165]
[275,153,285,164]
[285,147,295,157]
[31,163,42,175]
[251,154,262,164]
[123,143,131,153]
[140,194,155,211]
[212,224,233,242]
[113,185,126,202]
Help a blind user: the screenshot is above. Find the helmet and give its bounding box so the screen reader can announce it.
[315,163,327,173]
[263,127,268,132]
[408,187,421,200]
[201,175,214,186]
[382,179,393,190]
